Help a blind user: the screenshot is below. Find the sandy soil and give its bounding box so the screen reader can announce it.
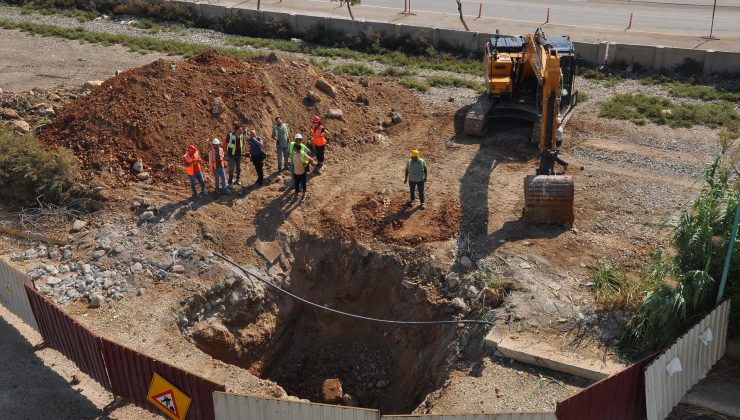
[0,28,164,92]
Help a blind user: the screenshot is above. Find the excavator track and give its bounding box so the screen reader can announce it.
[523,175,574,225]
[463,96,494,136]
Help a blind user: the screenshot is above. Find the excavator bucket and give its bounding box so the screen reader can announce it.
[523,175,574,225]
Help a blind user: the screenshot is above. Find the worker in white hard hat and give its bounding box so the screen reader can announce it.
[208,138,228,195]
[288,133,315,203]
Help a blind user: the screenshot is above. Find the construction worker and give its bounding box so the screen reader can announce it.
[272,116,290,175]
[208,138,228,195]
[288,133,309,172]
[181,144,206,198]
[404,149,428,209]
[310,116,328,171]
[247,130,266,186]
[290,133,316,203]
[225,123,245,188]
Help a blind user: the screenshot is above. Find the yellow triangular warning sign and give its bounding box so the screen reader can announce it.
[147,373,191,420]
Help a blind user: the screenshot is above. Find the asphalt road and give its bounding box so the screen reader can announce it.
[343,0,740,37]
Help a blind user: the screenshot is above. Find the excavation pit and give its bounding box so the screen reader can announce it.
[183,237,462,414]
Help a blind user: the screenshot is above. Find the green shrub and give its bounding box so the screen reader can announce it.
[578,67,624,86]
[577,91,588,103]
[334,63,374,76]
[0,20,263,59]
[399,78,430,92]
[381,67,417,77]
[0,127,79,204]
[599,93,739,136]
[619,142,739,358]
[426,75,485,92]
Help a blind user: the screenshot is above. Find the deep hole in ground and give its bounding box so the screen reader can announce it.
[180,236,465,414]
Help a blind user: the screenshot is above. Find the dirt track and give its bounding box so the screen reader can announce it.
[0,29,723,417]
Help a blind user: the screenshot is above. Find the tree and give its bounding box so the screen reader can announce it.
[333,0,360,21]
[456,0,470,31]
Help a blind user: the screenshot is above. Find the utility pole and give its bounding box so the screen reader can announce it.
[709,0,718,39]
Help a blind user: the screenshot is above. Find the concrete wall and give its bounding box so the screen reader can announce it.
[171,0,739,75]
[611,43,656,68]
[573,41,601,65]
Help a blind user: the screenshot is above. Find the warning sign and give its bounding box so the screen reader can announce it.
[147,372,191,420]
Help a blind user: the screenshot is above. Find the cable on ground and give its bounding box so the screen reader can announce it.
[214,252,495,327]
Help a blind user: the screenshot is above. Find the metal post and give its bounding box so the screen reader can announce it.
[627,13,633,30]
[478,2,482,19]
[545,7,550,24]
[716,202,740,305]
[709,0,718,39]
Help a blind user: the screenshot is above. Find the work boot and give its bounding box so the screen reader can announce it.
[420,202,426,210]
[236,179,242,186]
[407,200,414,208]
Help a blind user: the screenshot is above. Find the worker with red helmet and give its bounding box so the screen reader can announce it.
[310,115,328,171]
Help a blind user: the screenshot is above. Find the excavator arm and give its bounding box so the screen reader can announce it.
[522,30,575,225]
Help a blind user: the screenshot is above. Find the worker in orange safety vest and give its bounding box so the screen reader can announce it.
[208,138,228,195]
[181,144,206,198]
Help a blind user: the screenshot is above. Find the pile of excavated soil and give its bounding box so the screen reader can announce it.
[321,192,462,246]
[39,50,422,182]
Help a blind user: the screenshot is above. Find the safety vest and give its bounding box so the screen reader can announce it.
[227,133,245,156]
[407,158,426,174]
[273,123,290,140]
[311,126,326,147]
[288,142,309,165]
[182,150,202,176]
[208,147,226,171]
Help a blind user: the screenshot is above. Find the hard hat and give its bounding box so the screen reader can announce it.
[212,138,220,145]
[294,133,303,140]
[410,149,420,158]
[312,116,321,123]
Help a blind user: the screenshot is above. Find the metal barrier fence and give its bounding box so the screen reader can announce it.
[214,392,381,420]
[555,354,656,420]
[645,300,731,420]
[383,414,557,419]
[0,257,39,331]
[24,284,112,391]
[102,337,225,420]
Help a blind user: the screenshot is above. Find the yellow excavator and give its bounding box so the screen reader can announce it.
[464,28,577,225]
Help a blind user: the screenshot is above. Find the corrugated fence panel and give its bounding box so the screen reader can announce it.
[23,284,111,390]
[102,338,225,420]
[555,354,656,420]
[645,300,731,420]
[0,258,39,331]
[381,414,556,420]
[213,392,381,420]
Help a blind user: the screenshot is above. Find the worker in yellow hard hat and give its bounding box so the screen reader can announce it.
[404,149,428,209]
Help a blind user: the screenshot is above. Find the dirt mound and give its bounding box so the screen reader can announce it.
[40,50,421,182]
[322,192,461,246]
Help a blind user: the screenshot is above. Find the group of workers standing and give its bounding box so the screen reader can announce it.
[181,115,328,203]
[181,114,429,208]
